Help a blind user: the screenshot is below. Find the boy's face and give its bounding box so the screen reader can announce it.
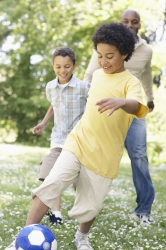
[53,56,76,84]
[97,43,127,74]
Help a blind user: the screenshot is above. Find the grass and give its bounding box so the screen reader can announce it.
[0,143,166,250]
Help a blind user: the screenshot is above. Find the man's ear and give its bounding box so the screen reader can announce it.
[138,23,141,29]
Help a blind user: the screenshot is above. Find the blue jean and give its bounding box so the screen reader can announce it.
[124,118,155,215]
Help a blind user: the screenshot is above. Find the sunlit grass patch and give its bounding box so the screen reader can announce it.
[0,143,166,250]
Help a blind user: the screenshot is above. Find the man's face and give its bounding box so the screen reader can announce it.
[120,10,141,36]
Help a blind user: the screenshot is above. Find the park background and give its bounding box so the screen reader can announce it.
[0,0,166,249]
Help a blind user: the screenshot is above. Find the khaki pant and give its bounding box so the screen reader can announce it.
[38,148,62,181]
[32,150,113,223]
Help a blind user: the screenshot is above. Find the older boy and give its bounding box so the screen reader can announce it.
[84,9,155,224]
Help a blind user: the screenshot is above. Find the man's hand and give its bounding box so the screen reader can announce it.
[147,101,154,112]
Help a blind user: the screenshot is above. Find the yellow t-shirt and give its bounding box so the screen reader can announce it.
[63,69,148,179]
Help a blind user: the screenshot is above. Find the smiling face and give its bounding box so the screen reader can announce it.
[97,43,127,74]
[120,9,141,39]
[53,55,76,84]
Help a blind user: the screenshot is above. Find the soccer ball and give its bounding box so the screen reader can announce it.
[15,224,57,250]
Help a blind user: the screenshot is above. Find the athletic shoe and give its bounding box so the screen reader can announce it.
[75,229,93,250]
[134,213,155,225]
[48,211,63,225]
[5,240,16,250]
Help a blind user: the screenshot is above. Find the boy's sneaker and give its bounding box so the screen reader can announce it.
[48,211,63,225]
[75,229,93,250]
[133,213,155,225]
[5,240,16,250]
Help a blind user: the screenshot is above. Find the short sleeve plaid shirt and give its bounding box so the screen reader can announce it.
[46,75,89,148]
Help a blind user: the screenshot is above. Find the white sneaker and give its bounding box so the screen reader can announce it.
[139,214,155,225]
[133,213,155,225]
[5,240,16,250]
[75,229,93,250]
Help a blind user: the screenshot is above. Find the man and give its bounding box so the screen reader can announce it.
[84,9,155,224]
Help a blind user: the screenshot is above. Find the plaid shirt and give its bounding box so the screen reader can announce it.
[46,75,89,148]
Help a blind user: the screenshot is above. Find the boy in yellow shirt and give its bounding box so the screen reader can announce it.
[84,9,155,224]
[6,22,148,250]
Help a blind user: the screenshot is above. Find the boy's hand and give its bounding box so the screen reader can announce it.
[32,123,46,135]
[96,98,125,116]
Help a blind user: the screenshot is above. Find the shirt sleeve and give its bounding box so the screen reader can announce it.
[140,49,154,102]
[83,50,100,83]
[46,83,51,102]
[126,78,149,118]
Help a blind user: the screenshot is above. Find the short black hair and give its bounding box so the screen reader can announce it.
[92,22,135,61]
[52,47,76,64]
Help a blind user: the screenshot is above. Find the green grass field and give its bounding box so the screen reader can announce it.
[0,143,166,250]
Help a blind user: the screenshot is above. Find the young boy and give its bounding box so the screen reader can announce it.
[6,22,148,250]
[32,47,89,225]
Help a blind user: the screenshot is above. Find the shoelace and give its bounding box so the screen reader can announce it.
[76,234,91,248]
[140,215,155,224]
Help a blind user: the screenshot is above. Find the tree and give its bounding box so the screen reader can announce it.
[0,0,163,145]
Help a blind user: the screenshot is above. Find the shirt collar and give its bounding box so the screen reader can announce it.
[135,35,147,49]
[53,74,77,88]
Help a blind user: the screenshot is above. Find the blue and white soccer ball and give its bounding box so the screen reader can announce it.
[15,224,57,250]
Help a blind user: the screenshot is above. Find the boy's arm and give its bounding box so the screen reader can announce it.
[32,105,54,134]
[96,98,140,116]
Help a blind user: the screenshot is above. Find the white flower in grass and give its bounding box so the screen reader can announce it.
[88,233,92,238]
[104,241,109,246]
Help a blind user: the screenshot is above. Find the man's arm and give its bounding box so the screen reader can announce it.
[141,55,155,112]
[83,50,100,83]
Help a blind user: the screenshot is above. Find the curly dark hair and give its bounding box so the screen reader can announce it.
[52,47,76,64]
[92,22,135,61]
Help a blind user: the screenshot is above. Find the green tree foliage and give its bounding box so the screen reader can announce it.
[0,0,163,145]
